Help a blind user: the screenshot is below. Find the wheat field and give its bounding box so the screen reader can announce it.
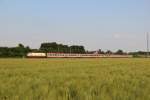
[0,58,150,100]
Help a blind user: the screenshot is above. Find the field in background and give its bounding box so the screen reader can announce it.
[0,58,150,100]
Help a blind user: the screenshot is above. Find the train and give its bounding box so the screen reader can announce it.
[27,52,132,58]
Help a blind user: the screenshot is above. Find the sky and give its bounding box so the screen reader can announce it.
[0,0,150,51]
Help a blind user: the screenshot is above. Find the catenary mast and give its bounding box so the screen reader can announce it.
[147,32,149,57]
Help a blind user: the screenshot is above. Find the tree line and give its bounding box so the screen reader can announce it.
[0,44,31,57]
[40,42,85,53]
[0,42,148,58]
[0,42,86,57]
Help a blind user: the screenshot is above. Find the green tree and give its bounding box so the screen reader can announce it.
[115,49,124,55]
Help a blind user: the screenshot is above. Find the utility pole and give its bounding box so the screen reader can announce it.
[147,32,149,58]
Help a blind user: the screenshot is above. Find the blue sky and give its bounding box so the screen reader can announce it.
[0,0,150,51]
